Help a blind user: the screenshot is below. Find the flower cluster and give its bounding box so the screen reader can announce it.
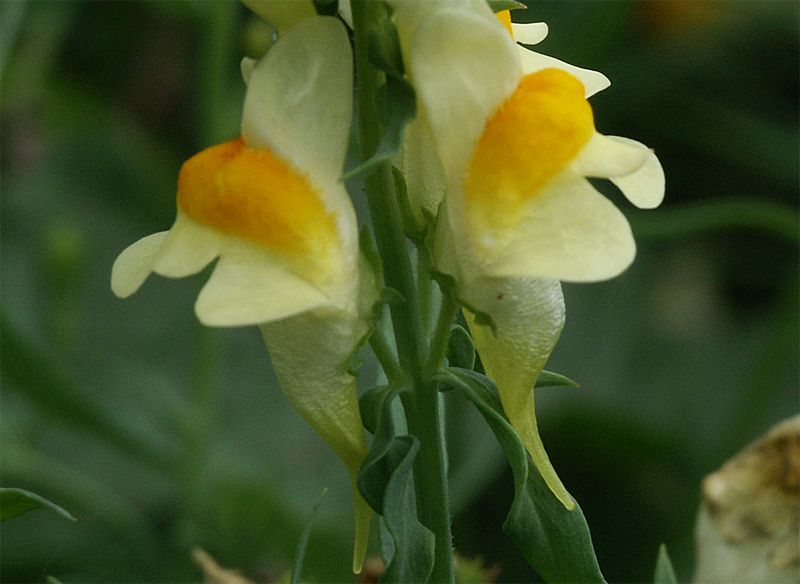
[111,0,663,572]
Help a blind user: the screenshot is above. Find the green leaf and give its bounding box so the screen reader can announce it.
[436,368,606,583]
[446,325,476,370]
[487,0,527,12]
[342,76,416,181]
[312,0,338,17]
[0,488,76,523]
[653,544,678,584]
[291,488,328,584]
[357,389,434,583]
[392,166,426,242]
[430,271,497,335]
[366,1,404,78]
[536,370,580,389]
[359,384,392,435]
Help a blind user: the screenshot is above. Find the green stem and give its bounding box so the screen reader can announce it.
[425,293,458,379]
[199,0,237,144]
[369,325,402,384]
[352,3,454,582]
[418,248,433,331]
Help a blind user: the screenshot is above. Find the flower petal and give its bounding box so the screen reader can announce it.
[486,176,636,282]
[151,213,221,278]
[241,0,316,33]
[111,231,168,298]
[399,116,447,224]
[517,46,610,98]
[512,22,549,45]
[194,247,330,327]
[608,137,665,209]
[403,6,521,182]
[240,56,256,85]
[260,309,371,573]
[570,131,650,179]
[242,16,352,190]
[462,276,573,509]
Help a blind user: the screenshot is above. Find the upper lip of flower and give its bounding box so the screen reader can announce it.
[111,15,359,326]
[393,2,664,283]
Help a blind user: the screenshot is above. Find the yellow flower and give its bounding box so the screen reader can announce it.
[111,16,372,572]
[393,0,664,509]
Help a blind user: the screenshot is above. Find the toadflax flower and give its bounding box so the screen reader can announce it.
[111,16,373,572]
[392,0,664,508]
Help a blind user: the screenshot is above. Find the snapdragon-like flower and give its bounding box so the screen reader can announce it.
[393,0,664,508]
[111,16,373,571]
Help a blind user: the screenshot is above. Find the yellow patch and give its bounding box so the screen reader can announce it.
[496,10,513,36]
[464,68,594,239]
[178,139,338,276]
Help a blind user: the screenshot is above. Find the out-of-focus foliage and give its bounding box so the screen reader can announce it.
[1,1,797,583]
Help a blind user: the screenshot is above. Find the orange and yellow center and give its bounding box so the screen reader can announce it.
[464,68,594,237]
[177,139,338,274]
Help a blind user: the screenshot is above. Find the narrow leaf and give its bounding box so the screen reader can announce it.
[291,488,328,584]
[436,368,605,583]
[342,76,416,181]
[653,544,678,584]
[447,325,476,370]
[357,389,434,583]
[392,166,426,241]
[366,1,404,78]
[312,0,338,17]
[0,488,76,522]
[536,370,580,389]
[487,0,527,12]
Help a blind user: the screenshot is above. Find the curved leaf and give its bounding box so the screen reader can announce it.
[357,388,434,583]
[653,544,678,584]
[436,368,605,583]
[0,487,76,523]
[291,488,328,584]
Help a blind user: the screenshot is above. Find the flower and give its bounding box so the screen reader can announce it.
[398,5,612,231]
[392,0,664,508]
[111,16,373,572]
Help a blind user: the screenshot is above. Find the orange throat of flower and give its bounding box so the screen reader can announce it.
[464,68,594,246]
[177,138,340,283]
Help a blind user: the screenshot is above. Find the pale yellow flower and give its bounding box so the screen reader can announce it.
[111,16,372,571]
[392,0,664,508]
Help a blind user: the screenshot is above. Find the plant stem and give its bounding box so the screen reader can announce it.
[369,325,402,383]
[351,2,455,582]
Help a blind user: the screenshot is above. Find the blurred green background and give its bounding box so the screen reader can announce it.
[1,1,797,582]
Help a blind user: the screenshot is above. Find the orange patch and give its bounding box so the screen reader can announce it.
[178,139,338,268]
[464,69,594,236]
